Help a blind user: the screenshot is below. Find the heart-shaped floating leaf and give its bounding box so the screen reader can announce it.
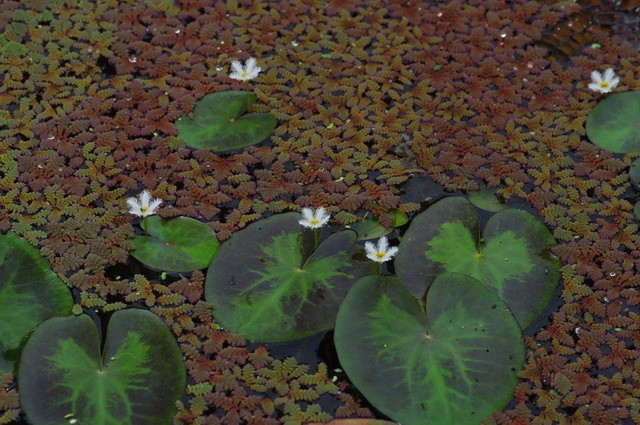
[176,90,277,152]
[205,212,373,341]
[468,187,506,212]
[334,274,524,425]
[19,309,185,425]
[586,91,640,153]
[0,232,72,374]
[395,197,560,329]
[132,216,219,272]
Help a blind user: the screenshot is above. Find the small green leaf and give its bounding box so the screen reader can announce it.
[176,91,277,152]
[395,197,560,329]
[349,210,408,241]
[586,92,640,153]
[205,212,373,341]
[0,232,73,374]
[131,216,219,272]
[468,187,506,212]
[390,209,409,227]
[19,309,185,425]
[630,158,640,187]
[334,274,524,425]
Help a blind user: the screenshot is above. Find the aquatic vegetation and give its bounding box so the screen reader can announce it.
[126,189,162,217]
[346,209,408,241]
[586,91,640,153]
[205,212,373,341]
[18,309,185,425]
[131,216,219,272]
[334,274,525,425]
[175,91,277,152]
[1,0,639,422]
[202,198,558,422]
[395,197,561,330]
[588,68,620,94]
[0,232,73,374]
[467,187,506,212]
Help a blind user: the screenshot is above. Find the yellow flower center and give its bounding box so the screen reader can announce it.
[599,82,610,88]
[375,251,386,259]
[141,206,149,212]
[241,71,248,78]
[309,219,320,226]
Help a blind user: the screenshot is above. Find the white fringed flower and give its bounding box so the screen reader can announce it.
[588,69,619,93]
[298,207,330,229]
[229,57,261,81]
[365,236,399,263]
[127,190,162,217]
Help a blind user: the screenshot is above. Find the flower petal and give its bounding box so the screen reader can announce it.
[377,236,388,252]
[231,60,244,74]
[301,207,314,221]
[245,57,257,71]
[603,68,615,82]
[148,198,162,213]
[139,190,151,208]
[588,82,602,92]
[386,246,399,258]
[364,241,376,256]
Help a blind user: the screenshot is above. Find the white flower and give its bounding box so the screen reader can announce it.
[365,236,399,263]
[127,190,162,217]
[298,207,330,229]
[229,57,261,81]
[588,68,619,93]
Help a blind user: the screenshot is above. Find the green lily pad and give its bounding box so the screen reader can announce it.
[0,232,73,374]
[630,158,640,187]
[18,309,185,425]
[205,212,373,341]
[395,197,560,329]
[634,202,640,221]
[131,216,219,273]
[334,274,524,425]
[468,187,506,212]
[347,209,409,241]
[175,90,277,152]
[586,91,640,153]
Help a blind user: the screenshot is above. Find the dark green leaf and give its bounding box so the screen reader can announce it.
[0,232,72,374]
[630,158,640,187]
[348,210,408,241]
[334,274,524,425]
[395,197,560,329]
[19,309,185,425]
[205,212,373,341]
[468,187,506,212]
